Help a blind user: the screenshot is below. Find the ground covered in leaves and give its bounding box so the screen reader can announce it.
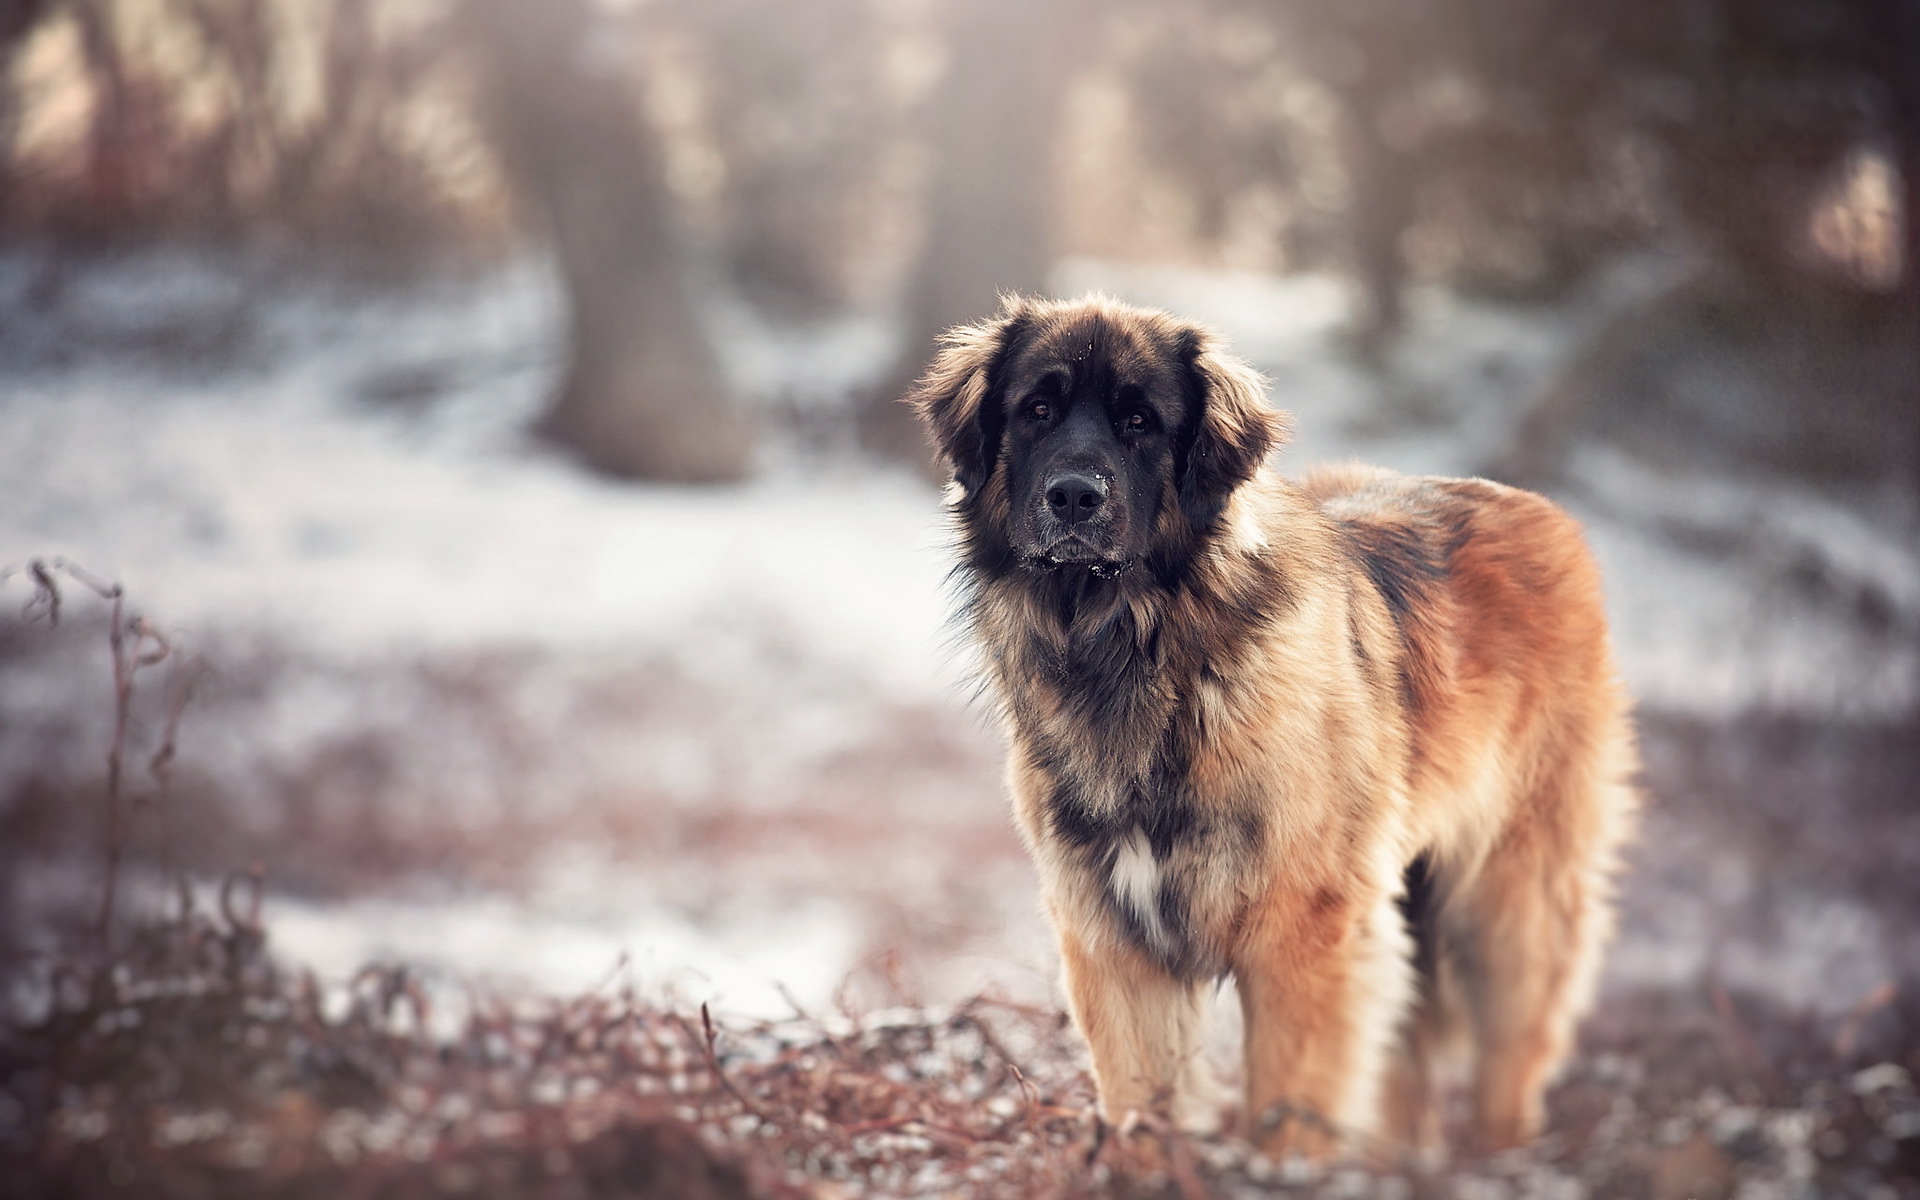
[4,881,1918,1200]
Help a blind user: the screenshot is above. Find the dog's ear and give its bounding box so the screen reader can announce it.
[902,300,1033,497]
[1176,325,1289,527]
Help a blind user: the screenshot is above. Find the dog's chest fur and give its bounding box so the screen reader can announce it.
[997,595,1262,979]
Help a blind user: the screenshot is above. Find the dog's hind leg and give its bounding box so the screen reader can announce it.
[1451,761,1633,1152]
[1380,987,1443,1160]
[1380,851,1446,1158]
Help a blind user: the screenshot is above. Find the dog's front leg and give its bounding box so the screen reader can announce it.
[1057,928,1213,1130]
[1234,883,1412,1161]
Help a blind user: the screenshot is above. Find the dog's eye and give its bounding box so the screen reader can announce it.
[1122,409,1156,434]
[1026,400,1052,422]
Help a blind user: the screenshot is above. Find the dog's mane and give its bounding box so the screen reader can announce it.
[954,476,1315,761]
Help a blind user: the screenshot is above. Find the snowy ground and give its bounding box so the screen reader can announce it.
[2,246,1915,1038]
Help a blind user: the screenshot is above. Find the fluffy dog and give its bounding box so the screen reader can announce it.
[905,295,1637,1159]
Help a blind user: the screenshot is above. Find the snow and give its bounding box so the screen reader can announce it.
[265,887,864,1023]
[3,259,961,702]
[4,246,1915,1018]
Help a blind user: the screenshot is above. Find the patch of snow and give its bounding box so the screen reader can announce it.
[2,255,963,702]
[708,294,900,414]
[265,887,864,1022]
[1052,258,1353,364]
[1607,885,1895,1018]
[1565,442,1919,716]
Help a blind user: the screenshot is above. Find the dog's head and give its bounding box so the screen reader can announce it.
[905,295,1287,583]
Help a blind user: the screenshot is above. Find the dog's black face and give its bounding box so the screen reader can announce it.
[907,295,1286,595]
[997,320,1186,575]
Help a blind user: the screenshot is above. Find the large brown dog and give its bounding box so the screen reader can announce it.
[906,295,1637,1159]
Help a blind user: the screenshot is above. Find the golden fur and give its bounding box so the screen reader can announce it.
[906,295,1638,1159]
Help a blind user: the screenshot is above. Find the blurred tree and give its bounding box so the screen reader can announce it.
[861,0,1088,470]
[1321,0,1429,355]
[68,0,136,236]
[0,1,48,58]
[0,0,490,246]
[1190,0,1918,349]
[688,0,894,318]
[1637,0,1895,286]
[1874,0,1920,318]
[1868,0,1920,496]
[0,0,52,220]
[1116,8,1329,267]
[4,0,1910,483]
[463,0,753,483]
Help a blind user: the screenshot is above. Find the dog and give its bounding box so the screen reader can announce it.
[905,295,1638,1159]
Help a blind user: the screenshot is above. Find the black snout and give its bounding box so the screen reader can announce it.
[1045,474,1107,525]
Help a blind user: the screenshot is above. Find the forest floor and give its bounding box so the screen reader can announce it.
[2,246,1917,1197]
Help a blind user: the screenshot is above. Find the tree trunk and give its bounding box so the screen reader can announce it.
[69,0,136,235]
[0,0,52,226]
[466,0,752,483]
[1343,83,1415,361]
[1871,0,1920,741]
[859,0,1080,471]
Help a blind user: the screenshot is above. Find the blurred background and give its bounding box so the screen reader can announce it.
[0,0,1916,1065]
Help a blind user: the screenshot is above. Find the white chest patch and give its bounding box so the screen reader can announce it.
[1110,827,1167,951]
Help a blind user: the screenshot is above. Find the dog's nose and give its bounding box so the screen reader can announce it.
[1046,474,1107,525]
